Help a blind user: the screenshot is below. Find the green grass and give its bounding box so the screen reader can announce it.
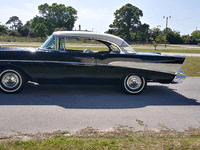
[0,42,43,48]
[131,44,200,54]
[0,126,200,150]
[0,135,199,150]
[182,57,200,77]
[134,48,200,53]
[0,35,42,43]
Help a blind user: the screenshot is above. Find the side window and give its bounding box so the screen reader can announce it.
[41,35,56,50]
[121,42,135,53]
[109,44,120,54]
[64,37,109,53]
[59,38,65,50]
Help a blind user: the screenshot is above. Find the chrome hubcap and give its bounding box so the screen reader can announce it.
[2,73,19,89]
[126,76,142,90]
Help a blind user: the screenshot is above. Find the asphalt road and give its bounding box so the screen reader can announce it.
[0,77,200,135]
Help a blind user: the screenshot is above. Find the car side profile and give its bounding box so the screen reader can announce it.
[0,31,186,94]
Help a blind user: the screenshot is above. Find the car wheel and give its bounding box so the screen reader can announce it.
[123,74,146,94]
[0,69,25,93]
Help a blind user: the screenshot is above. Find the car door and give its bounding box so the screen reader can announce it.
[43,50,96,84]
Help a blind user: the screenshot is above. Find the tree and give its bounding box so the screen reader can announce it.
[30,16,47,37]
[31,16,45,32]
[33,23,47,38]
[136,23,149,42]
[8,30,21,37]
[149,35,166,50]
[191,30,200,43]
[38,3,77,35]
[6,16,23,30]
[54,27,68,31]
[107,3,143,41]
[0,25,7,35]
[166,29,183,44]
[182,34,197,44]
[31,16,45,27]
[19,20,33,37]
[149,27,162,41]
[149,27,166,50]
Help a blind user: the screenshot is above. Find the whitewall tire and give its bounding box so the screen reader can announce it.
[0,69,24,93]
[123,74,146,94]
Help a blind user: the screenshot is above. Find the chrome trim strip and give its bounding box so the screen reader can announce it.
[0,60,44,63]
[0,59,95,66]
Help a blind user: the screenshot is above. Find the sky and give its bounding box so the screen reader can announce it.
[0,0,199,35]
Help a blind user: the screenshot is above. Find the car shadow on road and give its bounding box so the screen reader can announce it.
[0,84,199,109]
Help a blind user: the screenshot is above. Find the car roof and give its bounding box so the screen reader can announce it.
[53,31,125,46]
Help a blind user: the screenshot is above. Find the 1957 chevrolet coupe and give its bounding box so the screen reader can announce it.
[0,31,186,94]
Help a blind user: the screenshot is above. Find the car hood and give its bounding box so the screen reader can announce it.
[0,47,38,52]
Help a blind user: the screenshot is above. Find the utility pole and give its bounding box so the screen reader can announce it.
[163,16,171,48]
[79,25,81,31]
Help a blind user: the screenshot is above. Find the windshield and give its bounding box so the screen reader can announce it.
[40,35,56,50]
[121,41,136,53]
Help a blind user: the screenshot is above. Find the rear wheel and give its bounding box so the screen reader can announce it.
[0,69,25,93]
[123,74,146,94]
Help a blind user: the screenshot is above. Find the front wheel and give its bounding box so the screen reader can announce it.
[122,74,146,94]
[0,69,25,93]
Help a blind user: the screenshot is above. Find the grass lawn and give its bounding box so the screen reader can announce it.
[1,136,199,150]
[0,42,43,48]
[182,57,200,77]
[132,44,200,54]
[0,127,199,150]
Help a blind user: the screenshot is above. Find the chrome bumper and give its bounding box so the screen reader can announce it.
[172,70,187,84]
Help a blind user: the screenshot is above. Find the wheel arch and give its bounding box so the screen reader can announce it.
[117,67,175,84]
[0,64,37,83]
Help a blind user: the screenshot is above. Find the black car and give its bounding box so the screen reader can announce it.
[0,31,186,94]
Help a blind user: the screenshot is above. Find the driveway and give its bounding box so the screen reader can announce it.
[0,77,199,135]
